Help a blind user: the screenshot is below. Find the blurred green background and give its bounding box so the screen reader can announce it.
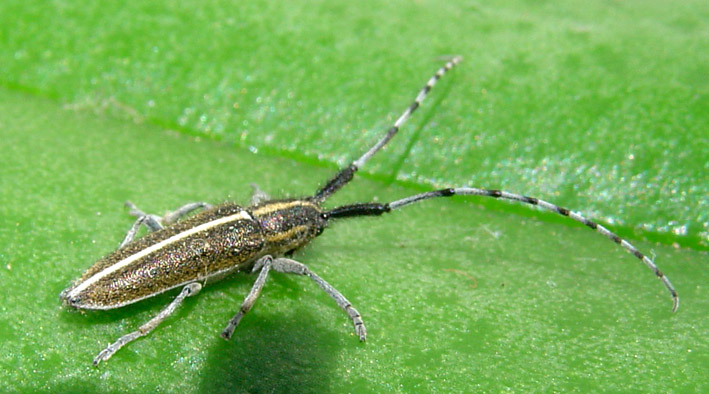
[0,0,706,392]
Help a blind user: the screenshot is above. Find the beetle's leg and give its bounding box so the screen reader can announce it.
[93,282,202,366]
[221,255,273,340]
[118,202,164,247]
[250,183,270,205]
[270,257,366,341]
[119,216,149,248]
[221,256,366,341]
[119,201,212,247]
[125,201,165,232]
[162,202,212,225]
[128,200,212,228]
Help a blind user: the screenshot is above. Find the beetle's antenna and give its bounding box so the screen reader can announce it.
[325,187,679,313]
[313,56,463,202]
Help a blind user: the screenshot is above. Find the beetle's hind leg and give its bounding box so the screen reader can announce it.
[161,202,212,225]
[93,282,202,366]
[118,202,162,248]
[125,201,165,231]
[119,201,212,247]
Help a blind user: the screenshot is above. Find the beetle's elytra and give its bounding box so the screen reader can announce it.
[61,56,678,366]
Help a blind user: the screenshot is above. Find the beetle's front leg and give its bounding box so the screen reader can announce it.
[220,256,367,342]
[269,257,367,341]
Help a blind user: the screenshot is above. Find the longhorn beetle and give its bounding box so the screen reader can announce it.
[61,56,679,366]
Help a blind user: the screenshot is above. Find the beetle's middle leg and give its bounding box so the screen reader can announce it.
[92,282,202,366]
[221,255,274,340]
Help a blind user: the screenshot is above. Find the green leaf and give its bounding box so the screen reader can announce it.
[1,1,707,392]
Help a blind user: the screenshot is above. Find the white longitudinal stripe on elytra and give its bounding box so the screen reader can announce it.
[67,210,253,298]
